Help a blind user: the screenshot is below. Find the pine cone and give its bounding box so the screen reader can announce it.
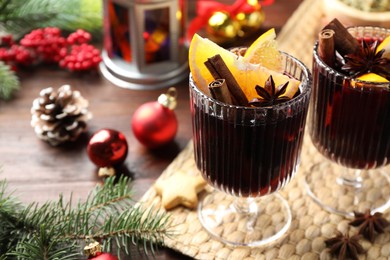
[31,84,92,146]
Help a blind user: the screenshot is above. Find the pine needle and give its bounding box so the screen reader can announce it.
[0,62,19,100]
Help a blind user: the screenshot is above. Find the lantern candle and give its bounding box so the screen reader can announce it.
[100,0,188,89]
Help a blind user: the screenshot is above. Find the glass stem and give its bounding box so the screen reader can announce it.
[233,197,259,231]
[336,168,363,189]
[233,197,257,214]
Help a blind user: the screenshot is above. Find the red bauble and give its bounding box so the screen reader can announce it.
[90,253,118,260]
[132,101,178,148]
[87,129,128,167]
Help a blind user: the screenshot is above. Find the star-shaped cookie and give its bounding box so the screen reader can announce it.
[154,171,207,210]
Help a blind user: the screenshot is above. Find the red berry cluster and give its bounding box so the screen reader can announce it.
[0,27,101,72]
[0,40,36,68]
[20,27,66,63]
[59,44,101,72]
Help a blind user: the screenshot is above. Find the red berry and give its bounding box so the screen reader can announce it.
[1,35,14,46]
[11,45,35,66]
[60,43,101,72]
[0,47,15,62]
[20,27,66,63]
[67,29,91,45]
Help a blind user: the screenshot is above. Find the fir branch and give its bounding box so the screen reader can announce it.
[0,176,172,259]
[0,0,102,38]
[96,206,171,256]
[0,62,19,100]
[0,0,11,14]
[0,179,23,255]
[86,175,135,212]
[8,225,80,260]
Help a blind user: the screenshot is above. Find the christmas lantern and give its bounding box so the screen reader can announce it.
[100,0,188,90]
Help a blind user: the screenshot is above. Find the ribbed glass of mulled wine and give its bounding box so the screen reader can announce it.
[306,26,390,217]
[190,52,311,247]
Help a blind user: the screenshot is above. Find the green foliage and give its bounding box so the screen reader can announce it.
[0,176,172,259]
[0,0,102,38]
[0,62,19,100]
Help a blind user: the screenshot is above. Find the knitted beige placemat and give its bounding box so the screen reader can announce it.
[140,0,390,259]
[142,138,390,259]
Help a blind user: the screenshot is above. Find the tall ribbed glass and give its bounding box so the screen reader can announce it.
[305,26,390,216]
[190,52,311,246]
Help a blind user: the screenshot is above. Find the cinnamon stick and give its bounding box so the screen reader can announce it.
[323,18,360,56]
[208,79,233,104]
[204,54,248,106]
[318,29,335,67]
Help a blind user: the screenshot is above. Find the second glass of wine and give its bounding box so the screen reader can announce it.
[305,26,390,217]
[189,52,312,247]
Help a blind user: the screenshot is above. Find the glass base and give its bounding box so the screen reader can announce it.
[304,162,390,217]
[198,191,292,247]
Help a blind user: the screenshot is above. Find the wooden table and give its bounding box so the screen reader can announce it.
[0,0,303,258]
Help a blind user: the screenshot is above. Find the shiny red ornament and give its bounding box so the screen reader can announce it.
[132,88,178,148]
[89,253,118,260]
[87,129,128,167]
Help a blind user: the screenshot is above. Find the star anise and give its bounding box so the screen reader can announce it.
[325,232,365,260]
[349,209,390,243]
[341,40,390,78]
[249,75,290,107]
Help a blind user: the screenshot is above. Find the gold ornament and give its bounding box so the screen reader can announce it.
[206,11,242,40]
[236,10,265,33]
[157,87,177,110]
[84,240,102,258]
[98,167,116,177]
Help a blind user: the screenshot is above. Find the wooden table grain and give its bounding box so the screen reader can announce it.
[0,0,303,258]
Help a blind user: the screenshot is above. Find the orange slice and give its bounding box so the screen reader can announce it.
[377,35,390,59]
[243,28,283,71]
[357,73,388,82]
[189,33,239,96]
[351,73,388,88]
[188,33,300,102]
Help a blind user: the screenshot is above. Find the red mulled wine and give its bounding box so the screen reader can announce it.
[310,40,390,169]
[190,69,311,197]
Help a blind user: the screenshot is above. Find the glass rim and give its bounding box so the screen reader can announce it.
[190,51,312,110]
[313,25,390,87]
[313,41,349,80]
[346,25,390,35]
